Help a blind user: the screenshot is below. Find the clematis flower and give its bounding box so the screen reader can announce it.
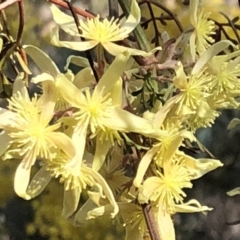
[50,0,159,56]
[138,162,193,214]
[137,161,216,240]
[0,74,75,199]
[189,0,215,60]
[49,52,161,172]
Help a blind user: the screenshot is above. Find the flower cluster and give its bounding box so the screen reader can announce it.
[1,0,240,239]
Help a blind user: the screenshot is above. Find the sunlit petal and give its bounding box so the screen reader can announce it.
[26,167,52,198]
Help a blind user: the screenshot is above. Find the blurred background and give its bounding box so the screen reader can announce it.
[1,0,240,239]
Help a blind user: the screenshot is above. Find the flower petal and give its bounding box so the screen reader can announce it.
[23,45,59,77]
[134,146,158,188]
[14,161,31,200]
[73,67,95,90]
[50,4,78,36]
[92,137,112,171]
[74,198,98,226]
[120,0,140,36]
[26,167,52,198]
[49,132,76,159]
[0,131,11,156]
[103,42,155,56]
[84,167,119,218]
[182,154,223,179]
[104,108,161,139]
[51,26,98,51]
[157,204,175,240]
[13,73,29,98]
[62,187,81,218]
[192,40,235,75]
[55,73,86,108]
[94,52,129,97]
[227,188,240,197]
[174,199,213,213]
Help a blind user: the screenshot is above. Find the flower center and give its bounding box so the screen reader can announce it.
[80,15,126,43]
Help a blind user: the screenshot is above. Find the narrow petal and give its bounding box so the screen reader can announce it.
[86,204,115,220]
[65,55,94,70]
[157,205,175,240]
[13,73,29,98]
[154,96,178,127]
[0,108,19,128]
[174,199,213,213]
[103,42,154,57]
[0,131,11,156]
[227,188,240,197]
[192,40,235,75]
[74,198,98,226]
[94,52,129,97]
[189,0,198,26]
[31,73,55,85]
[55,73,86,108]
[62,187,81,218]
[227,118,240,130]
[14,162,31,200]
[51,26,98,51]
[85,167,119,218]
[182,154,223,179]
[92,137,112,171]
[73,67,95,90]
[104,108,161,139]
[134,146,158,188]
[49,132,76,159]
[50,4,78,36]
[120,0,140,36]
[23,45,59,78]
[26,167,52,198]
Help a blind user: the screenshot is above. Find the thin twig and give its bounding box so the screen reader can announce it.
[219,12,240,45]
[142,203,161,240]
[48,0,95,18]
[16,0,24,46]
[146,2,159,47]
[139,0,183,33]
[64,1,99,82]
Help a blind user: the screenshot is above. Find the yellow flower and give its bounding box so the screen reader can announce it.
[189,0,215,60]
[27,150,119,219]
[173,62,211,116]
[52,52,160,171]
[50,0,153,56]
[0,75,75,199]
[138,162,193,214]
[207,50,240,96]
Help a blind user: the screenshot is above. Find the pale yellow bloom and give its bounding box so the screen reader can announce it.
[189,0,215,60]
[50,0,155,56]
[0,75,75,199]
[51,52,161,172]
[173,62,211,116]
[138,162,193,214]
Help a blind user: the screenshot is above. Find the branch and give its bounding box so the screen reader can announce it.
[48,0,95,18]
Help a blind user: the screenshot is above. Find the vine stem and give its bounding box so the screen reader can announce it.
[48,0,95,18]
[142,203,161,240]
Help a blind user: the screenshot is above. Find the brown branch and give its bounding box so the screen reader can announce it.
[142,203,161,240]
[48,0,95,18]
[16,0,24,46]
